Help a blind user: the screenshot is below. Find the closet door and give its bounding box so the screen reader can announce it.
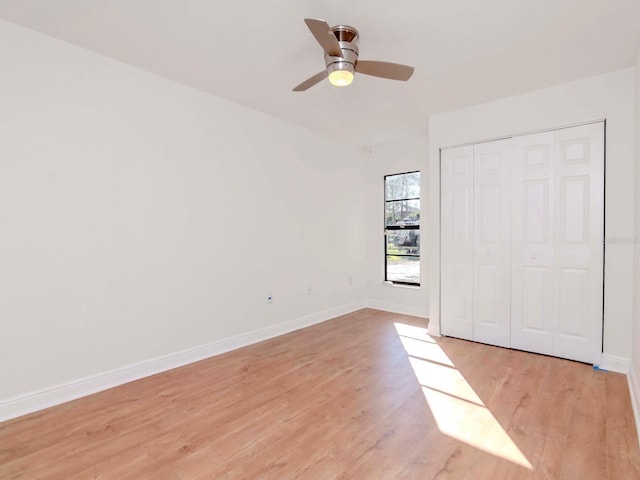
[440,145,474,341]
[511,123,604,363]
[473,140,512,348]
[553,123,604,363]
[510,131,556,356]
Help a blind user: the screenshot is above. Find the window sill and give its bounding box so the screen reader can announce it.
[382,281,421,290]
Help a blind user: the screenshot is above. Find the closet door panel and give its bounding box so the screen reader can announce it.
[553,122,604,363]
[511,132,555,355]
[522,266,550,332]
[473,140,511,347]
[440,146,474,341]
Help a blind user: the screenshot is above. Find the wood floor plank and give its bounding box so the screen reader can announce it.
[1,309,638,479]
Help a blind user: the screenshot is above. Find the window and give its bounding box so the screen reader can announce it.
[384,171,420,285]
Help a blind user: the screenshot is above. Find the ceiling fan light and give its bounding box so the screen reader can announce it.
[328,69,354,87]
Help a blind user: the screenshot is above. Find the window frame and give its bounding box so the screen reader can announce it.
[384,170,421,286]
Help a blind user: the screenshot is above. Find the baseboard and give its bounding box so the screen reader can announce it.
[0,300,366,423]
[598,354,631,374]
[365,299,428,319]
[628,366,640,447]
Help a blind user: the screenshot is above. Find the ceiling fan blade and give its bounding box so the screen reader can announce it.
[304,18,343,57]
[292,70,328,91]
[355,60,414,81]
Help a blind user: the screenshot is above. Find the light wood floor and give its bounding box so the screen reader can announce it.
[1,309,639,479]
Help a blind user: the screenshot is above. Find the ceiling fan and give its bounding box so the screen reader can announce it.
[293,19,415,91]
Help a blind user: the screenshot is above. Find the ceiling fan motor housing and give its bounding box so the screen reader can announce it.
[325,25,359,76]
[325,42,358,75]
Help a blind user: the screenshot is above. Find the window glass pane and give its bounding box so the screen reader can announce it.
[386,256,420,284]
[384,171,420,285]
[386,231,421,256]
[385,199,420,227]
[385,172,420,201]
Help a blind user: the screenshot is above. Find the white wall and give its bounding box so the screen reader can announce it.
[428,69,636,368]
[631,45,640,424]
[364,136,429,318]
[0,20,366,411]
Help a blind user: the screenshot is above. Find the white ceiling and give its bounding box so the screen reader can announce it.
[1,1,639,146]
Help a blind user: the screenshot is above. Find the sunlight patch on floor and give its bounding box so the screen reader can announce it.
[394,322,438,343]
[408,356,483,405]
[398,336,455,367]
[394,322,533,470]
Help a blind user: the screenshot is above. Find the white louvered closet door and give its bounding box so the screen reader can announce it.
[511,122,604,364]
